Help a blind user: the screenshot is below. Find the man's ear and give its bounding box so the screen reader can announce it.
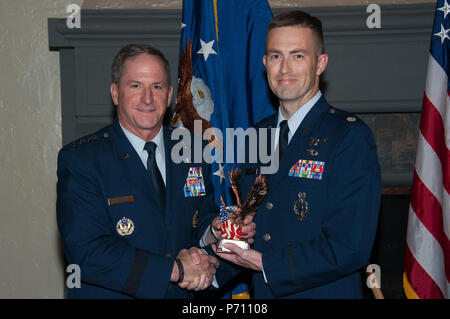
[167,85,174,107]
[316,54,328,76]
[263,55,267,69]
[110,83,119,106]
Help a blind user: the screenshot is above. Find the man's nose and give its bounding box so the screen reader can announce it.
[280,58,291,74]
[141,87,153,105]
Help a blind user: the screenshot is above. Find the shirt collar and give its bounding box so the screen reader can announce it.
[276,90,322,135]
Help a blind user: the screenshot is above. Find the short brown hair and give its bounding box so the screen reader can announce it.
[111,44,171,86]
[267,10,325,55]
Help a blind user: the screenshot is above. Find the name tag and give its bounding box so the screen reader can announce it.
[108,195,134,206]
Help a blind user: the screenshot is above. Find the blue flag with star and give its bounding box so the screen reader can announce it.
[178,0,275,206]
[178,0,275,299]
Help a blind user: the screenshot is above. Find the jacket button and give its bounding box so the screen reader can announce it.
[263,233,271,242]
[265,202,273,210]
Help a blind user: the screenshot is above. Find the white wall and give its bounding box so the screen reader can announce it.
[0,0,83,298]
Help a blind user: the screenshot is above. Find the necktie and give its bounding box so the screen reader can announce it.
[278,120,289,160]
[144,142,165,205]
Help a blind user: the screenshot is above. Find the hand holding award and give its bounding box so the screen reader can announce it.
[216,168,269,253]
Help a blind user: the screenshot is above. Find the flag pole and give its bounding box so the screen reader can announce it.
[365,262,384,299]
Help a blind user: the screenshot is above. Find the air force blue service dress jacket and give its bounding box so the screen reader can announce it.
[238,96,382,298]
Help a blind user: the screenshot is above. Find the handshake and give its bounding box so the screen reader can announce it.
[170,214,256,291]
[170,247,219,291]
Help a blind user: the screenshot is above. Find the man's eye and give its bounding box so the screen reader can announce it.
[270,54,280,60]
[130,83,140,88]
[294,54,303,59]
[153,85,163,90]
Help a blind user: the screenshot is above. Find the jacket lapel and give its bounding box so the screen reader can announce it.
[163,125,179,225]
[163,125,197,227]
[256,115,277,184]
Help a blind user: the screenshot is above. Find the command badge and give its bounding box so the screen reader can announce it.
[116,217,135,236]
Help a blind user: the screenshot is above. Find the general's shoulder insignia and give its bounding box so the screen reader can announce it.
[70,131,108,148]
[71,135,99,147]
[116,217,135,236]
[346,116,356,122]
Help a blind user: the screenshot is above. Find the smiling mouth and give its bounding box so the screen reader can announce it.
[277,78,297,84]
[137,108,156,113]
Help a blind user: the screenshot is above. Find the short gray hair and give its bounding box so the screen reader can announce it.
[111,44,171,86]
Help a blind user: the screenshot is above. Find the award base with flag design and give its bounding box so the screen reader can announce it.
[217,238,249,253]
[216,170,269,253]
[216,202,250,253]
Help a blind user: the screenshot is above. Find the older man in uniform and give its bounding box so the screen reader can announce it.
[215,11,381,298]
[56,44,253,298]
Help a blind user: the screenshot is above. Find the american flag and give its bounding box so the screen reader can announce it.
[219,204,243,240]
[219,219,243,240]
[403,0,450,299]
[219,203,229,222]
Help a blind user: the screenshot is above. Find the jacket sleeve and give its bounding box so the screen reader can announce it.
[56,147,174,298]
[192,163,243,289]
[262,124,382,298]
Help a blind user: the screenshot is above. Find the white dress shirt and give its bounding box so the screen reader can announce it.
[273,91,322,150]
[120,123,166,185]
[120,122,218,287]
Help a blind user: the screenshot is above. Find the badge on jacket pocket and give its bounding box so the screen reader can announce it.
[116,217,135,236]
[184,167,206,197]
